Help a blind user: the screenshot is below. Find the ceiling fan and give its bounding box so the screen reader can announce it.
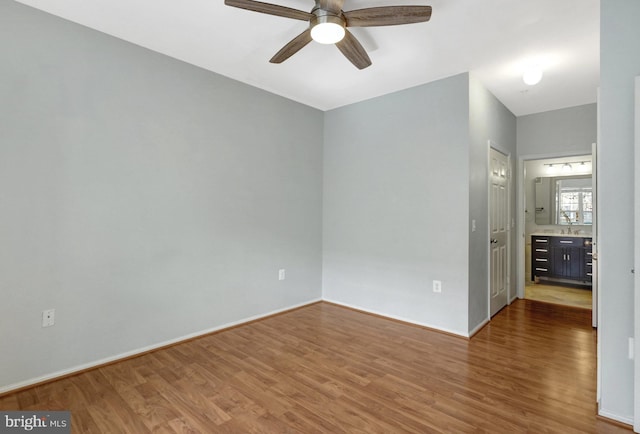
[224,0,432,69]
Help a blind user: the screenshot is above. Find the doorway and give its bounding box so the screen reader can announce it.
[522,155,594,311]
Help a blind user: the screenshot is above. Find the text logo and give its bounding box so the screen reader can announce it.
[1,412,70,433]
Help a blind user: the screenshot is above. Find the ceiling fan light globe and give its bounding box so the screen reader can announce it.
[311,22,345,44]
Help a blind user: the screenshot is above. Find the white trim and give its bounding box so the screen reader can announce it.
[596,86,602,408]
[591,140,598,328]
[323,298,468,338]
[519,150,592,161]
[0,298,322,395]
[598,409,634,427]
[633,76,640,433]
[487,143,492,319]
[515,157,526,299]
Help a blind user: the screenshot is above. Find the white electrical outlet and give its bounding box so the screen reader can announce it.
[278,269,286,281]
[42,309,55,327]
[433,280,442,293]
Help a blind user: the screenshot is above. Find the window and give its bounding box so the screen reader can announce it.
[555,178,592,225]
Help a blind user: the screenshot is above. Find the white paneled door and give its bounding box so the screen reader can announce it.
[490,147,510,317]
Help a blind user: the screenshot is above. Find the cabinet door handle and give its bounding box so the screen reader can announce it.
[563,254,567,260]
[560,240,573,244]
[567,254,570,261]
[491,239,498,244]
[534,239,548,243]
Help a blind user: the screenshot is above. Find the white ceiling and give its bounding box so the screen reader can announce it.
[16,0,600,116]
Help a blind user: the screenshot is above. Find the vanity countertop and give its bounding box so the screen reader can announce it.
[530,232,592,238]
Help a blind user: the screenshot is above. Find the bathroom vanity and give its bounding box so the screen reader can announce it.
[531,235,593,287]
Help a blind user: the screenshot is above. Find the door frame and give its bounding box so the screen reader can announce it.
[632,76,639,433]
[487,141,512,318]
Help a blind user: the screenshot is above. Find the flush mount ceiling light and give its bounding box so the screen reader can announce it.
[523,66,543,86]
[310,13,345,44]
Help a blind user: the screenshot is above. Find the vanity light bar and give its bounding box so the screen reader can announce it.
[544,161,590,168]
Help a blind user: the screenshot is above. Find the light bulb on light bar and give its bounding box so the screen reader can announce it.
[310,15,345,44]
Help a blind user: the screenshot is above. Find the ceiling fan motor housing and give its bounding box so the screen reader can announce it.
[310,9,345,30]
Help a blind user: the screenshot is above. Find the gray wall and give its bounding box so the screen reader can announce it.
[517,104,597,157]
[0,1,323,391]
[598,0,640,422]
[322,73,471,336]
[468,76,517,331]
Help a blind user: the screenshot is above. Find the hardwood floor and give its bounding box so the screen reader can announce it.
[0,300,629,433]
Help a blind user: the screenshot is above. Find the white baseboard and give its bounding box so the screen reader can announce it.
[469,318,490,337]
[323,298,468,338]
[598,408,634,427]
[0,298,322,395]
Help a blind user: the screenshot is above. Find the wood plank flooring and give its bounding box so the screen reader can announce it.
[0,300,630,433]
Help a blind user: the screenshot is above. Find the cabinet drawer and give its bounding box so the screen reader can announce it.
[532,236,550,256]
[584,256,593,279]
[533,247,550,257]
[533,266,551,276]
[551,237,581,246]
[532,236,550,247]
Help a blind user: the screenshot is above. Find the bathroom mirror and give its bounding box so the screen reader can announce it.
[534,175,592,225]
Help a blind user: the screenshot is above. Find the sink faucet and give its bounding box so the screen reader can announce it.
[560,209,574,234]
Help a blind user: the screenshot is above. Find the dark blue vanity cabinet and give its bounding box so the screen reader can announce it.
[531,235,592,287]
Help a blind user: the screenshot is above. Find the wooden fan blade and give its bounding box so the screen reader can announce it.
[335,29,372,69]
[225,0,312,21]
[319,0,345,14]
[344,6,432,27]
[270,29,313,64]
